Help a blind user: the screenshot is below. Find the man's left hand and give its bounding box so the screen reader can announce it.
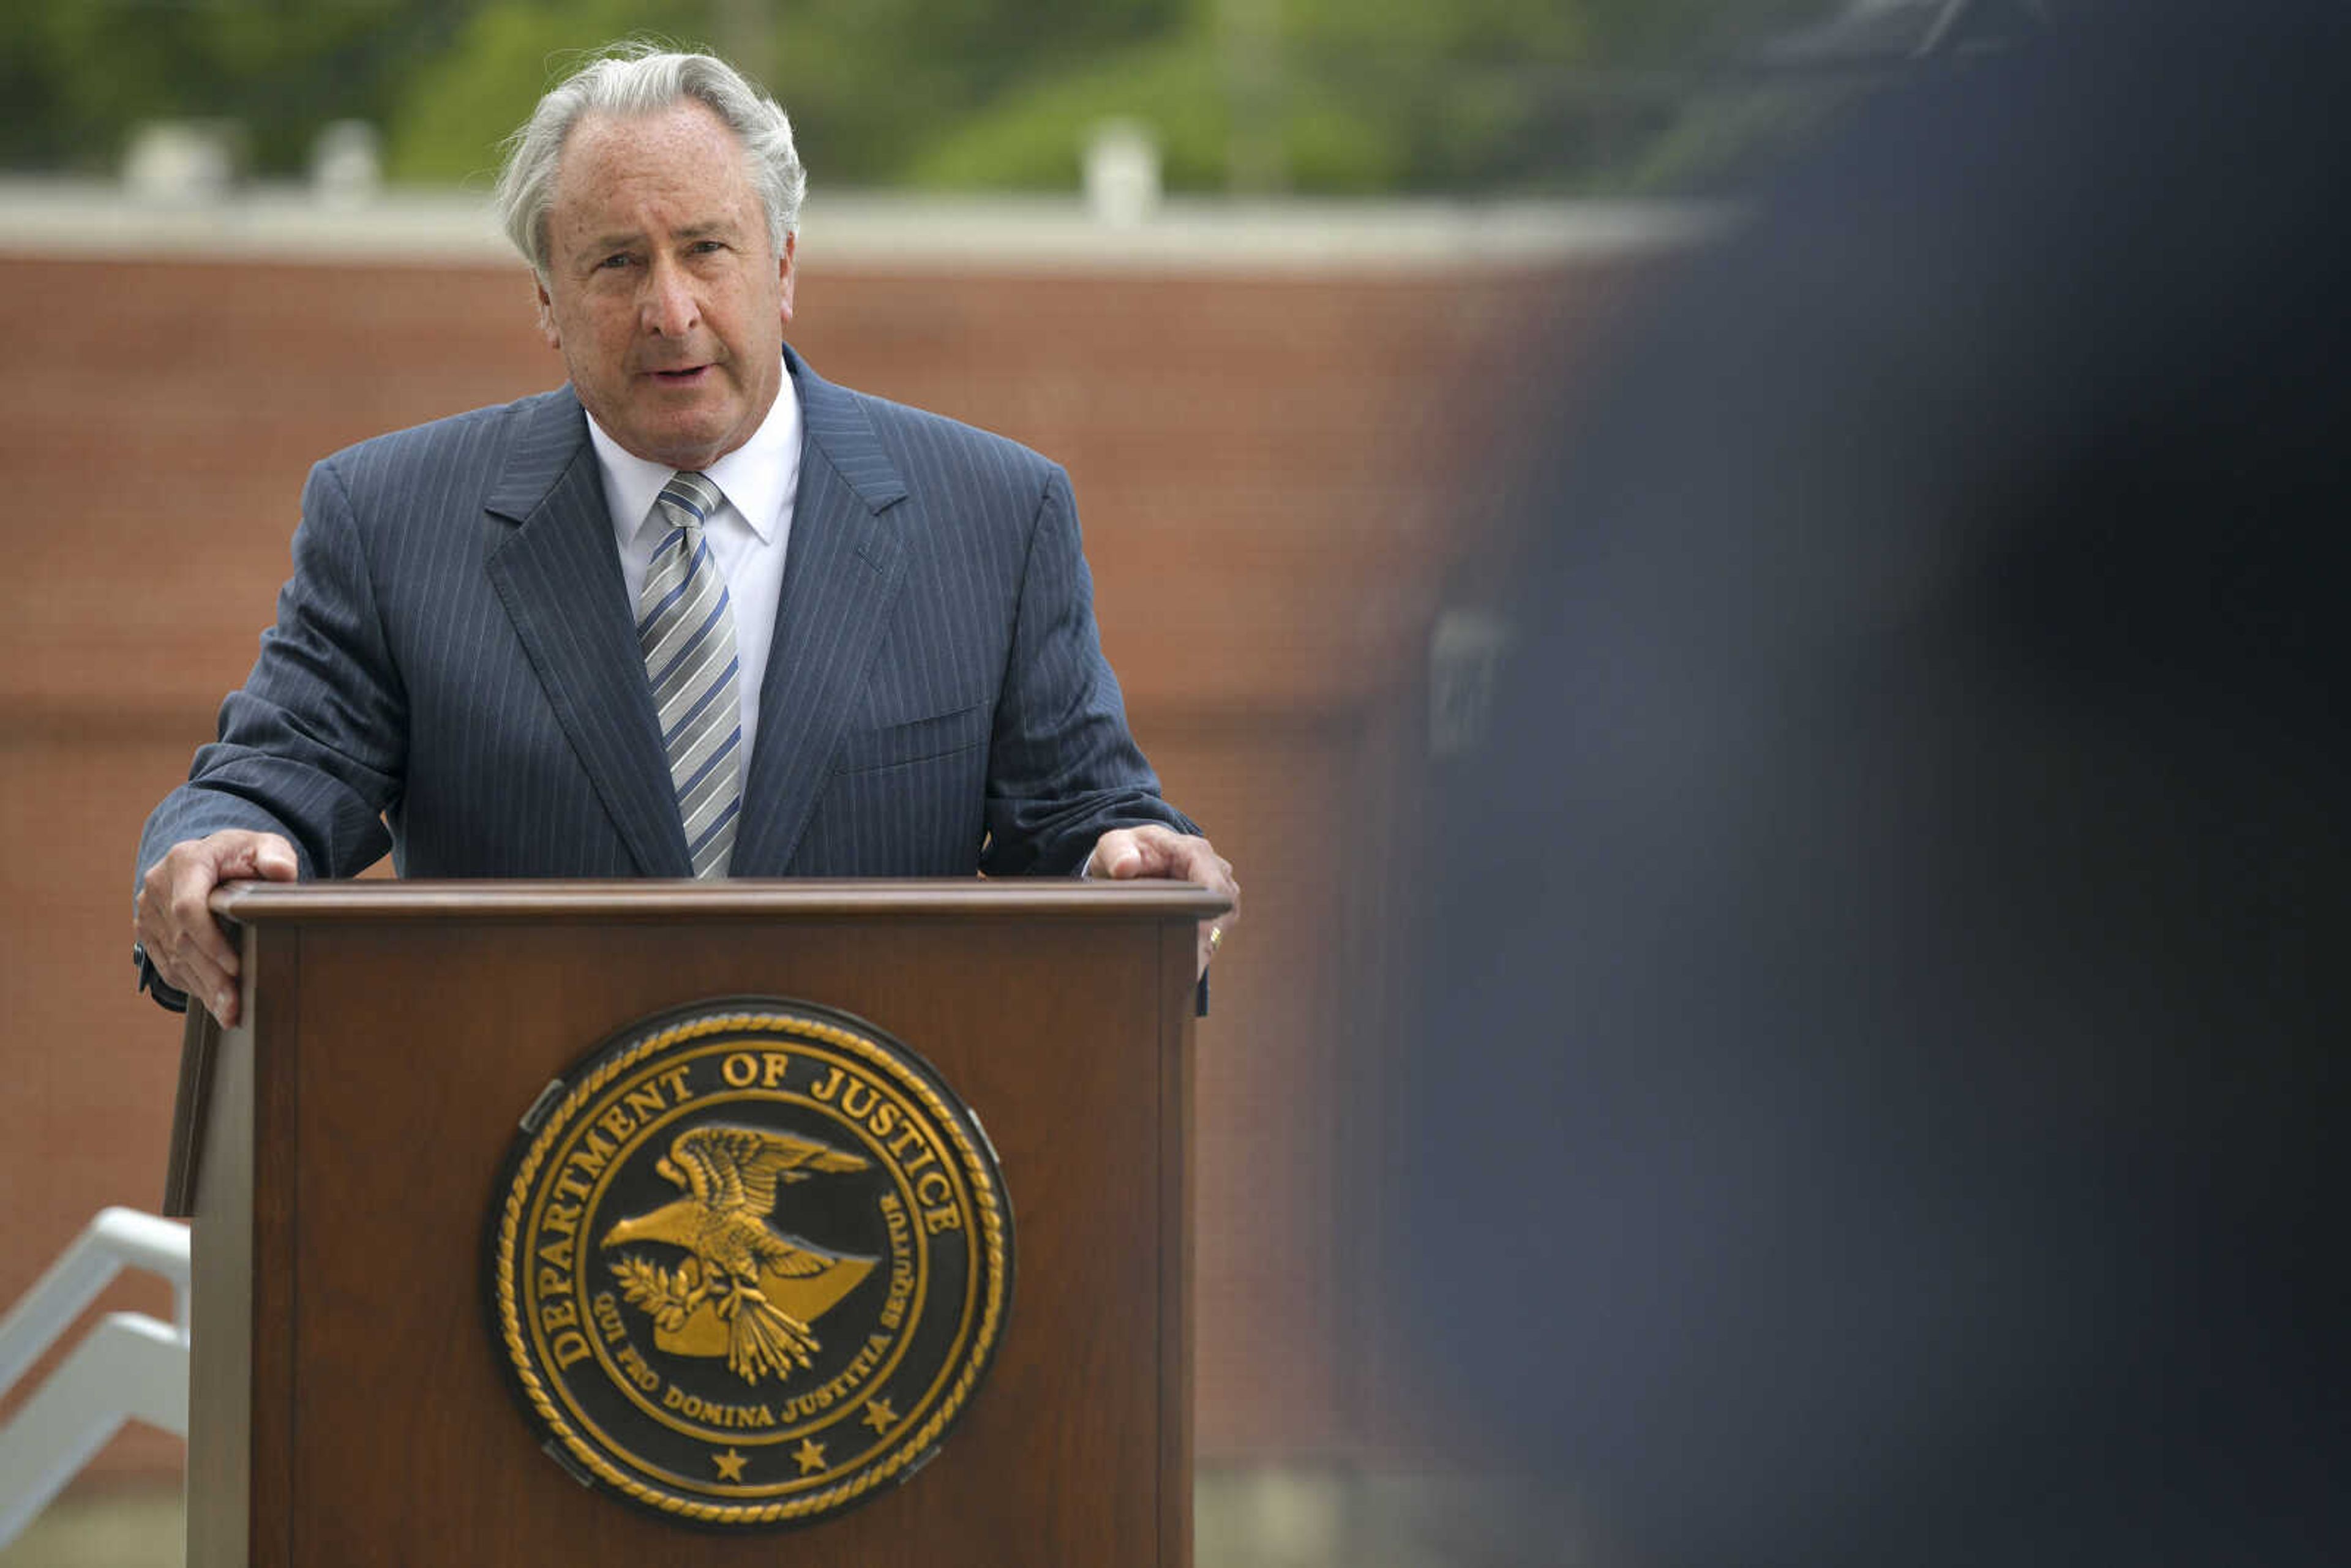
[1087,825,1239,977]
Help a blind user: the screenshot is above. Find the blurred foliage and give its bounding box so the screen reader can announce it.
[2,0,1851,193]
[2,0,475,175]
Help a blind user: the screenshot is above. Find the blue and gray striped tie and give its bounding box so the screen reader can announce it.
[639,471,742,877]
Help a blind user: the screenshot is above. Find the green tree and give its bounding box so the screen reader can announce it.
[381,0,1188,187]
[906,0,1846,194]
[7,0,1852,193]
[2,0,473,174]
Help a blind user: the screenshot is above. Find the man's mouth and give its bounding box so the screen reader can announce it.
[647,365,711,384]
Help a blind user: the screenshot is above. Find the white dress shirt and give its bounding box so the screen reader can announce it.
[585,373,803,769]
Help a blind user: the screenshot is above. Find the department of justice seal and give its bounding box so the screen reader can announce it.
[486,999,1013,1528]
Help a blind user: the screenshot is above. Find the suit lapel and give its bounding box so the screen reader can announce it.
[482,390,691,876]
[733,350,911,874]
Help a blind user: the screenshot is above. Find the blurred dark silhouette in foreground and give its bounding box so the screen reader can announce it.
[1395,2,2349,1562]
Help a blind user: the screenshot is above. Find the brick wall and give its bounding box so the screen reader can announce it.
[0,246,1646,1481]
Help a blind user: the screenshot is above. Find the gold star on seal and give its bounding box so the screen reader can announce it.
[794,1438,827,1474]
[862,1397,898,1433]
[712,1448,748,1482]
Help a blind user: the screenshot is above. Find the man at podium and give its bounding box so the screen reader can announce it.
[131,43,1235,1026]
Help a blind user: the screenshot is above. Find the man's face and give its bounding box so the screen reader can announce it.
[536,99,795,471]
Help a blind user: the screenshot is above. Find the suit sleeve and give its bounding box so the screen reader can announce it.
[979,465,1197,876]
[134,457,408,983]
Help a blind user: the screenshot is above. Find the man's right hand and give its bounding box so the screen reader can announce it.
[135,830,299,1026]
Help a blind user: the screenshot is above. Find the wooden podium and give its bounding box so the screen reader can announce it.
[164,879,1223,1568]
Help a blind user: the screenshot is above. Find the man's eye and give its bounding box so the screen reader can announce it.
[689,240,725,255]
[597,253,632,270]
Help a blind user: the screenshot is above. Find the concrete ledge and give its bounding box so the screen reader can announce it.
[0,178,1727,274]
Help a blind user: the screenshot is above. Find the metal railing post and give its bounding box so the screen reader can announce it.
[0,1207,192,1549]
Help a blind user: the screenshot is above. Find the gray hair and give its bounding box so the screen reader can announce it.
[493,43,806,278]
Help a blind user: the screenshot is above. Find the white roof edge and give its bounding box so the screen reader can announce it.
[0,178,1732,272]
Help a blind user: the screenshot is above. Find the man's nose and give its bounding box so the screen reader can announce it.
[639,257,699,336]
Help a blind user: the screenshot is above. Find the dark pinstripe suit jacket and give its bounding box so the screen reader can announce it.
[138,348,1191,909]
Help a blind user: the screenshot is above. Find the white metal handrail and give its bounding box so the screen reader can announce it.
[0,1207,190,1547]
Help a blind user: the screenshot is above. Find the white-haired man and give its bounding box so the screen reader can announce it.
[135,45,1235,1022]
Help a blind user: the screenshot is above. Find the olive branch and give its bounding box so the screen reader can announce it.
[611,1252,697,1332]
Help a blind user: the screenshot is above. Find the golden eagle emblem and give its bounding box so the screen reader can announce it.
[601,1125,874,1384]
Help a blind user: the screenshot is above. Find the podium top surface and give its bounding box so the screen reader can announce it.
[208,877,1229,923]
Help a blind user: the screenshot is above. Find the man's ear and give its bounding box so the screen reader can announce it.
[778,233,797,326]
[534,277,560,351]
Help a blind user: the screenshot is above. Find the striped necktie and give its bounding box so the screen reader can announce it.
[639,471,742,877]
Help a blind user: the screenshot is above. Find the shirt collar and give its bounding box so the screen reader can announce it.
[586,359,803,547]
